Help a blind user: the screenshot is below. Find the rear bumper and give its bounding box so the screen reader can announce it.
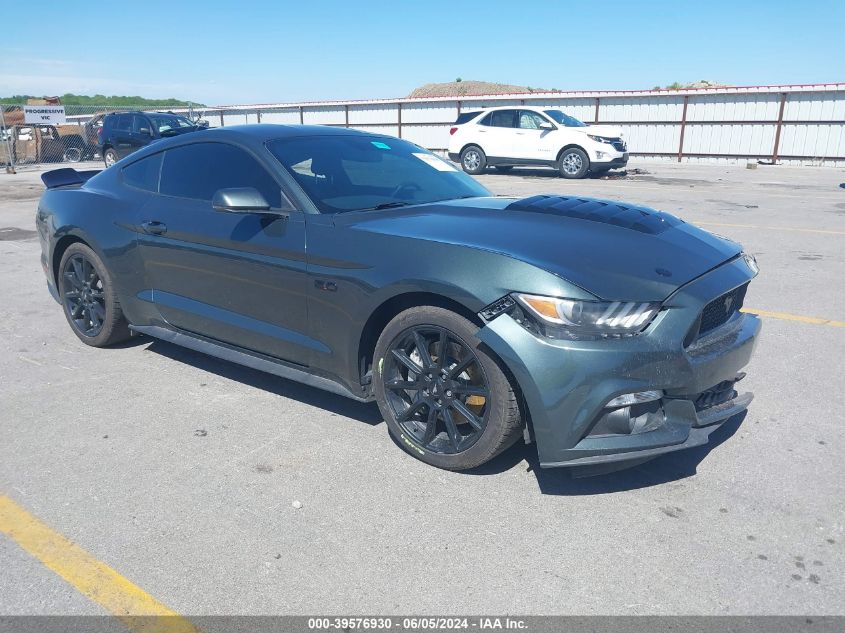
[477,256,760,469]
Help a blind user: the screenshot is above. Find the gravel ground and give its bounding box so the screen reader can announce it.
[0,160,843,616]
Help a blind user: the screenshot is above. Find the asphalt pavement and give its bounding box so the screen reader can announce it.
[0,160,843,617]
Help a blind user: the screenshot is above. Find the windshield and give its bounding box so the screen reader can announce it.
[544,110,587,127]
[267,135,490,213]
[149,114,195,134]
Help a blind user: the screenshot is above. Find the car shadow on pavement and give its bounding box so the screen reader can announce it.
[469,412,747,494]
[486,168,629,180]
[138,337,746,490]
[142,338,384,425]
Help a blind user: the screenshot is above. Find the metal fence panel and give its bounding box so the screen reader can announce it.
[348,104,397,125]
[622,123,681,154]
[255,108,301,125]
[401,101,458,124]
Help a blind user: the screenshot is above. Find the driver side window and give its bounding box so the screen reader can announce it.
[518,111,548,130]
[131,115,148,134]
[159,142,282,207]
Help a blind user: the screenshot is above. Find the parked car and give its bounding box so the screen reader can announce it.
[37,125,759,472]
[448,106,628,178]
[99,111,206,166]
[1,124,67,165]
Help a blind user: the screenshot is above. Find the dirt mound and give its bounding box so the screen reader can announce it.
[409,80,551,99]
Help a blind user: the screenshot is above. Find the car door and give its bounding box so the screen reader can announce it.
[129,114,153,155]
[476,109,519,160]
[135,141,313,366]
[511,110,558,161]
[111,114,134,158]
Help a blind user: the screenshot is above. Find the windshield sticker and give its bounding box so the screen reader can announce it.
[371,141,391,149]
[412,152,458,172]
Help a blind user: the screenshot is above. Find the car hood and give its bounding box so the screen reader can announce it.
[342,195,742,301]
[160,126,200,138]
[581,124,623,138]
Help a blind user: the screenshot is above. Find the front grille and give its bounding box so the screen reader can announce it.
[698,283,748,337]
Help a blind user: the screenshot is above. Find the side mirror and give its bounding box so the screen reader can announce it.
[539,121,554,130]
[197,120,210,128]
[212,187,271,213]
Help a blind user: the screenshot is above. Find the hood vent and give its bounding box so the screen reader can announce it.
[505,195,682,235]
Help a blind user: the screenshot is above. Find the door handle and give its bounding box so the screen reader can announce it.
[141,220,167,235]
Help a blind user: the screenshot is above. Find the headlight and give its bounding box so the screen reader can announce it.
[587,134,612,144]
[741,251,759,277]
[513,293,661,340]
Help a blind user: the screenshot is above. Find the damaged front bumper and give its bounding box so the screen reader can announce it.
[477,256,761,469]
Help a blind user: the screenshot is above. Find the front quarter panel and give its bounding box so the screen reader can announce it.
[304,211,593,393]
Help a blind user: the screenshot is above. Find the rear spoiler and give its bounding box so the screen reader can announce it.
[41,168,101,190]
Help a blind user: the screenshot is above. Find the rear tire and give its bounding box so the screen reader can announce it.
[373,306,523,470]
[58,243,131,347]
[558,147,590,179]
[460,145,487,175]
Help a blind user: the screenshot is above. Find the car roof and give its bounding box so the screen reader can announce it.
[194,124,382,141]
[104,111,190,117]
[118,124,392,164]
[460,105,557,116]
[480,105,553,112]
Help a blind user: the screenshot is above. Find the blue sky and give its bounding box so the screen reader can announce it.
[2,0,842,105]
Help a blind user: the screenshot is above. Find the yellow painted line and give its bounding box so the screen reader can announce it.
[694,221,845,236]
[0,495,200,633]
[742,308,845,328]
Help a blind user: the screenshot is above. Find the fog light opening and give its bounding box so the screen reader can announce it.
[588,399,666,437]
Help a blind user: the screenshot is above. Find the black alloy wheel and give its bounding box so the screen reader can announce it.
[63,253,107,338]
[373,306,523,470]
[383,325,490,454]
[58,243,131,347]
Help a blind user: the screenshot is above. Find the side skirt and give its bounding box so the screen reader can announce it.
[130,324,372,403]
[486,156,558,168]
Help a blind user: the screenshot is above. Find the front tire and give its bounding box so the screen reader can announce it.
[558,147,589,179]
[58,243,131,347]
[373,306,522,470]
[103,148,118,167]
[460,145,487,175]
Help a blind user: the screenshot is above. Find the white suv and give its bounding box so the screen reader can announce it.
[447,106,628,179]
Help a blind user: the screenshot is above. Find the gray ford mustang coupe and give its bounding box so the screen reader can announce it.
[36,125,760,472]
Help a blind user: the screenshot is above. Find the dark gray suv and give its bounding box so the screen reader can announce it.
[99,111,205,167]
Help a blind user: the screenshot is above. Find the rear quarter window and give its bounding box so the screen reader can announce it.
[454,111,483,125]
[122,153,163,192]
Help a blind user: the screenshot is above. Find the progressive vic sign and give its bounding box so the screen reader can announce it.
[23,105,66,125]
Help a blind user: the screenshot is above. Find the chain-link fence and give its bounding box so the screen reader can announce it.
[3,85,844,171]
[0,103,205,171]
